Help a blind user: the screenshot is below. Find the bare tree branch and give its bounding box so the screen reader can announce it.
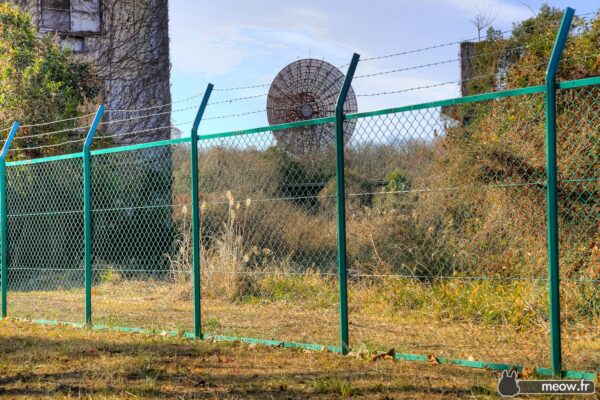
[470,3,499,41]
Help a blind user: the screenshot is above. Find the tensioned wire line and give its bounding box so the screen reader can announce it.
[0,98,201,137]
[207,93,268,105]
[213,83,272,92]
[355,53,597,97]
[202,17,563,94]
[4,106,190,142]
[209,44,528,106]
[199,176,597,208]
[104,102,329,126]
[11,123,95,141]
[104,91,263,114]
[184,269,573,282]
[0,13,581,132]
[0,14,567,130]
[360,16,567,64]
[117,21,565,115]
[354,44,530,79]
[2,52,594,150]
[344,24,561,70]
[0,21,589,143]
[9,120,195,152]
[0,70,575,148]
[0,112,99,134]
[10,101,216,141]
[105,91,207,113]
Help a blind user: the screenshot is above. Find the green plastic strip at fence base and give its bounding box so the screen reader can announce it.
[14,317,596,381]
[392,354,595,380]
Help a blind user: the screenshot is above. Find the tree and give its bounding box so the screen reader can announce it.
[471,4,498,41]
[0,3,100,159]
[432,5,600,280]
[462,5,599,95]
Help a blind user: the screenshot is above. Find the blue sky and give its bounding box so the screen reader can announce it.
[168,0,595,135]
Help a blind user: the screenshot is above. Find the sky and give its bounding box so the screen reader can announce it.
[168,0,596,135]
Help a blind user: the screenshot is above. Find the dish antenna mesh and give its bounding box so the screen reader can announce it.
[267,59,357,156]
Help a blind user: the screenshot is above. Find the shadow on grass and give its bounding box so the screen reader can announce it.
[0,331,497,398]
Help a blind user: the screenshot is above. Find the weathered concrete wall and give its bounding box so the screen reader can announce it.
[8,0,172,144]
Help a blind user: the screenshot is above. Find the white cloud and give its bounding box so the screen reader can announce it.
[170,32,252,75]
[168,0,539,121]
[169,1,355,78]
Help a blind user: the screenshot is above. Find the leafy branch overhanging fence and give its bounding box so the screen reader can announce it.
[0,7,597,380]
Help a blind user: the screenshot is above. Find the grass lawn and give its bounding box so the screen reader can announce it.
[1,319,596,399]
[0,319,515,399]
[7,281,598,373]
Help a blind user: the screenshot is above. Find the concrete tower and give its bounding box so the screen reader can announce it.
[9,0,172,143]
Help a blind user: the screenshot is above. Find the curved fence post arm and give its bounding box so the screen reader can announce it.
[545,6,574,378]
[335,53,360,355]
[191,84,214,339]
[84,105,105,326]
[0,121,20,318]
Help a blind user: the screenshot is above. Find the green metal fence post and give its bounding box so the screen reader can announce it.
[191,84,214,339]
[0,121,20,319]
[545,6,574,377]
[335,53,360,355]
[84,105,105,327]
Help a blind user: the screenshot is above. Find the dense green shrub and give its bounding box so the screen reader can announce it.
[0,3,100,158]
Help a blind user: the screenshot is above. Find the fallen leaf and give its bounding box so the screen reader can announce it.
[372,348,395,362]
[427,354,440,365]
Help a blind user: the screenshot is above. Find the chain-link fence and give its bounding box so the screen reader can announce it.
[346,93,552,368]
[198,125,340,346]
[7,158,85,323]
[0,78,597,377]
[556,85,599,372]
[90,144,193,332]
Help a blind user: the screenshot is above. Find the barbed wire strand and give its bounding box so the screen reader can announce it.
[355,44,530,79]
[11,120,195,152]
[356,53,593,98]
[2,14,570,133]
[14,124,94,141]
[209,18,563,92]
[352,16,565,65]
[213,83,272,92]
[8,50,595,146]
[106,91,206,113]
[207,93,268,106]
[0,11,586,133]
[18,112,98,129]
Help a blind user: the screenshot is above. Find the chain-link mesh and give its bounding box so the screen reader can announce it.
[0,83,596,374]
[198,125,340,346]
[91,144,193,332]
[556,86,600,372]
[346,94,554,367]
[6,158,85,322]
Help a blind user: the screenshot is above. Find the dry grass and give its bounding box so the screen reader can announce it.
[6,278,599,373]
[0,318,523,399]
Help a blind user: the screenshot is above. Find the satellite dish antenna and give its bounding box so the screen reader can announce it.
[267,59,357,156]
